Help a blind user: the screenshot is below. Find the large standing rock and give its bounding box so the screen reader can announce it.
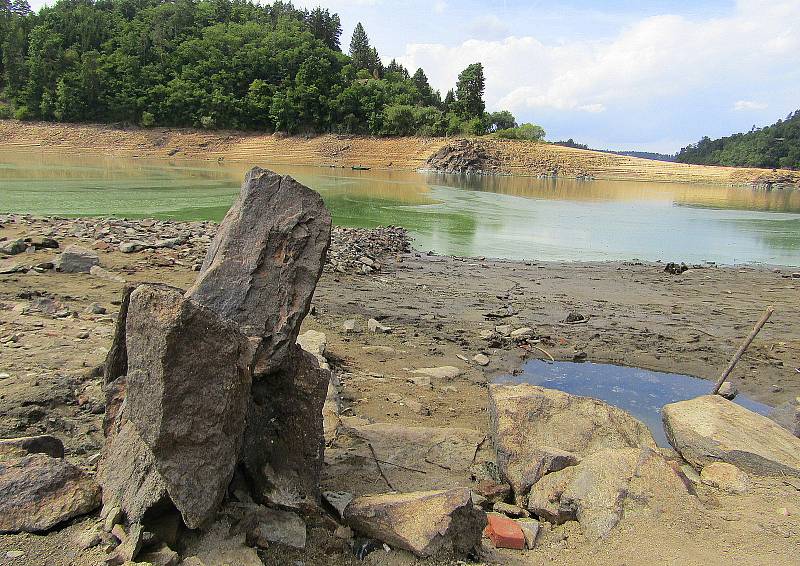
[488,384,656,500]
[527,447,695,540]
[54,245,100,273]
[240,345,329,502]
[662,395,800,477]
[344,488,487,558]
[99,285,253,528]
[0,454,101,533]
[187,167,332,376]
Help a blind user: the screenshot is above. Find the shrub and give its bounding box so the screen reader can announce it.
[13,106,31,121]
[495,123,546,141]
[0,103,12,119]
[140,111,155,127]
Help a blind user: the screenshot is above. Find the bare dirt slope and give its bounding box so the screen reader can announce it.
[2,119,798,186]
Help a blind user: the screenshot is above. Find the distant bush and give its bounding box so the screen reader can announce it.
[462,116,488,136]
[140,111,155,127]
[13,106,31,121]
[495,123,546,141]
[0,103,12,119]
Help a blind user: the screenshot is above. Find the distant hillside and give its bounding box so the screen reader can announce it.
[554,140,675,162]
[676,110,800,170]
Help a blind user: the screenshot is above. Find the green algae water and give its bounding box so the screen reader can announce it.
[2,148,800,266]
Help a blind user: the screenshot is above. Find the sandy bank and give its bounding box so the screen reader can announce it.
[2,120,798,187]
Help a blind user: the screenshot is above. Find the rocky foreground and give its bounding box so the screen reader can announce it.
[1,179,800,564]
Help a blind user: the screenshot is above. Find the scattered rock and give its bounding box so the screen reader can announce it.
[510,327,533,340]
[322,491,354,520]
[489,384,654,501]
[368,318,392,333]
[90,265,127,283]
[425,139,502,175]
[183,519,264,566]
[54,245,100,273]
[473,353,490,366]
[474,480,511,505]
[564,312,586,324]
[664,262,689,275]
[0,453,101,533]
[105,522,143,565]
[342,319,357,333]
[700,462,751,494]
[119,241,149,254]
[663,395,800,477]
[494,325,512,336]
[516,518,540,549]
[483,513,525,550]
[717,382,738,400]
[245,507,307,549]
[138,543,180,566]
[344,488,487,558]
[0,239,27,255]
[492,501,528,518]
[410,366,463,380]
[0,261,25,274]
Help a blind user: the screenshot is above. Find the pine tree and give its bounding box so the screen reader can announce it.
[456,62,485,118]
[349,22,371,71]
[306,7,342,51]
[412,68,434,106]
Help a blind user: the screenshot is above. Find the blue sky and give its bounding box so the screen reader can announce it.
[28,0,800,152]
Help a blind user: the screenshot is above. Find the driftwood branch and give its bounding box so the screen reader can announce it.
[712,306,774,394]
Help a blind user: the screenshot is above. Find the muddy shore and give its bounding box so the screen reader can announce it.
[1,214,799,565]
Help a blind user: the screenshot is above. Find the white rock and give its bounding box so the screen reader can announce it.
[473,354,490,366]
[368,318,391,333]
[411,366,464,380]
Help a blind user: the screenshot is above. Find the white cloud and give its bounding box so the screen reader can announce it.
[395,0,800,115]
[733,100,768,111]
[433,1,447,15]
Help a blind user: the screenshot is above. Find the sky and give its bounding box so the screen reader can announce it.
[28,0,800,153]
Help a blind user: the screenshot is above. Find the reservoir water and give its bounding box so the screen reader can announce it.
[2,149,799,266]
[496,361,772,446]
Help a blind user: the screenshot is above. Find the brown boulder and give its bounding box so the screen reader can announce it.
[187,167,332,376]
[344,488,487,557]
[99,285,252,528]
[0,454,101,533]
[488,384,656,500]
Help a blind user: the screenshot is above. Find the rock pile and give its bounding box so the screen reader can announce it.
[98,168,333,559]
[425,139,503,175]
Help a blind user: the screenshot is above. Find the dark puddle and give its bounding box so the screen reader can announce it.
[496,361,772,446]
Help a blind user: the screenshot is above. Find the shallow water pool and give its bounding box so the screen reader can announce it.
[496,361,772,446]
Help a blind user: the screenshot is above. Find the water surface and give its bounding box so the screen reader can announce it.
[496,360,772,446]
[1,149,799,265]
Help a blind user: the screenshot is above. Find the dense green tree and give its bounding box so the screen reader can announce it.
[488,110,516,131]
[0,0,517,137]
[677,110,800,169]
[455,62,485,119]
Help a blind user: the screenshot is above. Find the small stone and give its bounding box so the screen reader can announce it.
[700,462,751,494]
[410,366,463,380]
[86,303,107,315]
[473,354,490,366]
[322,491,354,520]
[5,551,25,559]
[492,501,528,518]
[342,319,357,333]
[494,325,512,337]
[483,513,525,550]
[54,245,99,273]
[77,332,90,340]
[119,241,149,253]
[717,382,738,400]
[368,318,391,333]
[104,506,122,532]
[474,481,511,504]
[479,330,494,340]
[510,327,533,340]
[334,525,353,540]
[516,518,540,549]
[138,542,180,566]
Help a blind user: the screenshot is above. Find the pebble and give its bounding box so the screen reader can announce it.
[5,551,24,559]
[342,319,357,333]
[368,318,391,334]
[473,353,490,366]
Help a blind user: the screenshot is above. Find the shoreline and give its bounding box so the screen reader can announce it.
[3,119,799,188]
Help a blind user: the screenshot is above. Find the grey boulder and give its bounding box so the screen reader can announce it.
[54,245,99,273]
[187,167,331,376]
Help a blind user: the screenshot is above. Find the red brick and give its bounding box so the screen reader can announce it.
[483,513,526,550]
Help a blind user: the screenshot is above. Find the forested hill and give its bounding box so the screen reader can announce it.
[676,110,800,170]
[0,0,520,136]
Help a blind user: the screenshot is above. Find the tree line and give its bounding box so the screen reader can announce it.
[0,0,544,139]
[676,110,800,170]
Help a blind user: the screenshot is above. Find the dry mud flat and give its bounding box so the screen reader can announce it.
[0,213,799,565]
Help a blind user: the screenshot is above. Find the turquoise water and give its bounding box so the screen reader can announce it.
[1,149,799,265]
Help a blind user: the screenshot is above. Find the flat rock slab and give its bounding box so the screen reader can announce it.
[663,395,800,477]
[187,167,331,376]
[325,423,486,492]
[99,285,252,528]
[0,435,64,461]
[527,447,695,540]
[489,384,656,500]
[54,245,99,273]
[0,454,101,533]
[410,366,464,380]
[344,488,486,557]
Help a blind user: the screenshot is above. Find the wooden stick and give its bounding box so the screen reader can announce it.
[532,345,555,363]
[712,306,774,394]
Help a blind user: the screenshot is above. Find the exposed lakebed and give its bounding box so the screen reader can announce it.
[496,361,772,446]
[2,148,800,265]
